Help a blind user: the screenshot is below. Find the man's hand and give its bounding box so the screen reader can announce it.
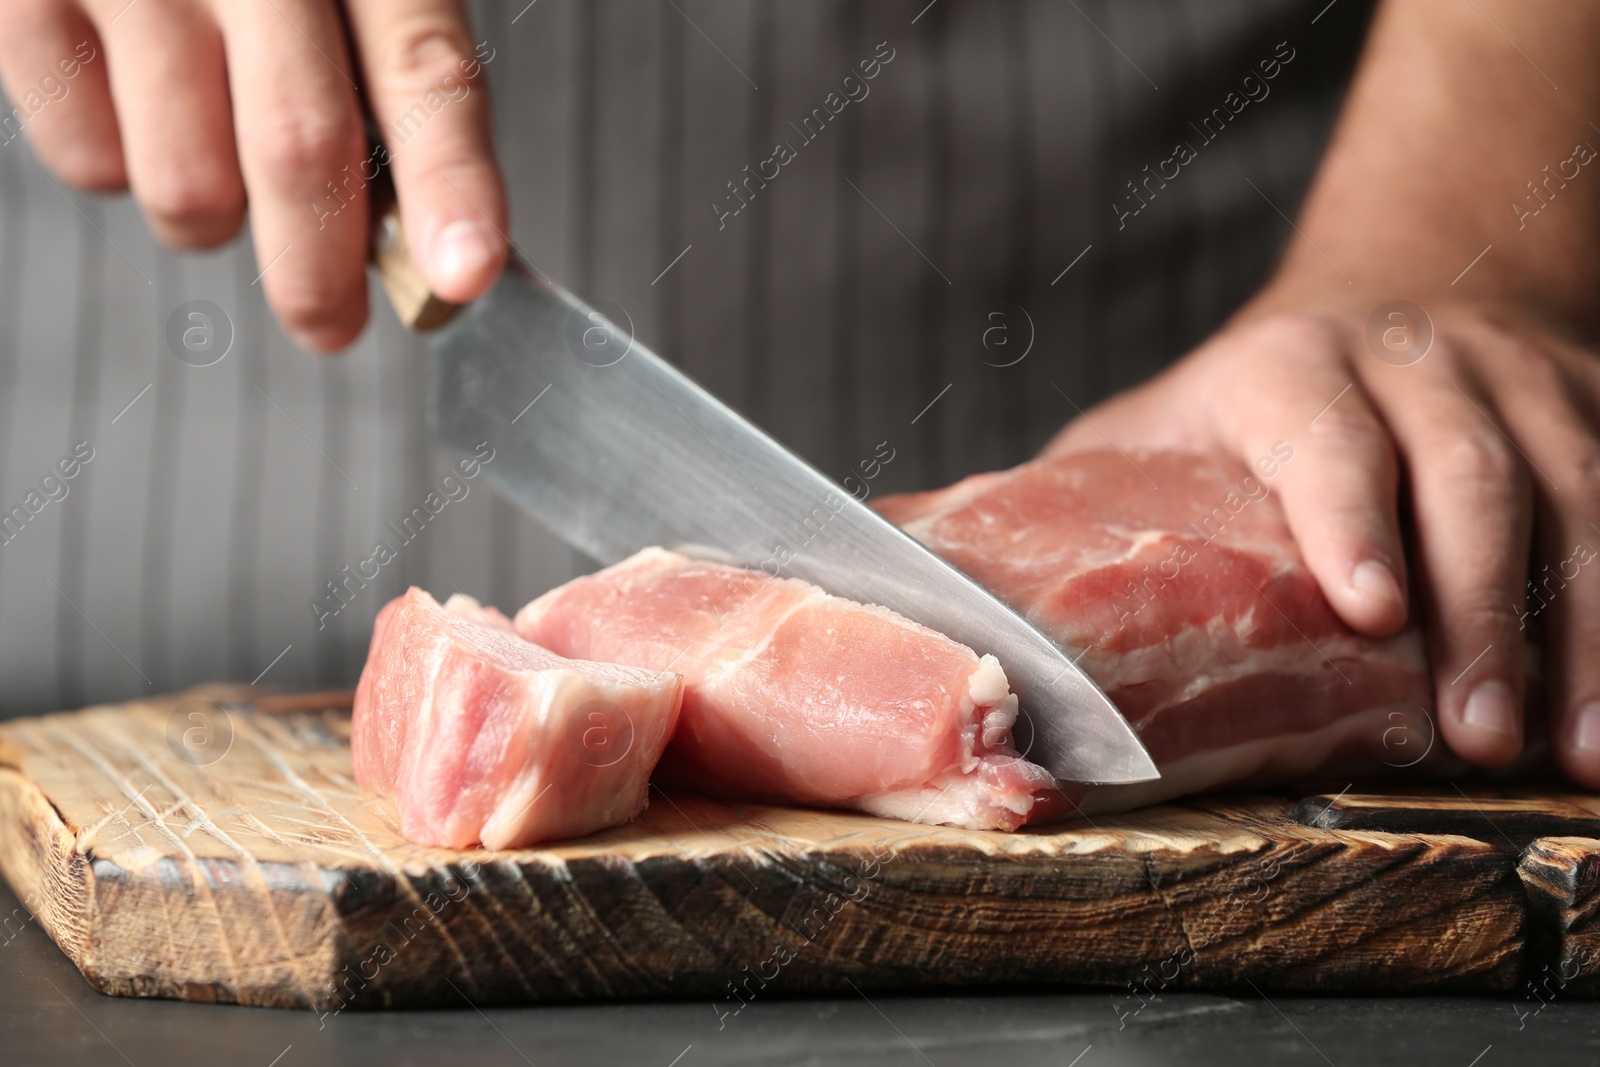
[1049,298,1600,777]
[1053,0,1600,783]
[0,0,507,351]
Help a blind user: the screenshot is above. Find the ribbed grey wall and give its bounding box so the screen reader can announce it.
[0,0,1371,716]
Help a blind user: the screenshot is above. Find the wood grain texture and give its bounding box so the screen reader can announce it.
[1294,792,1600,851]
[1519,836,1600,997]
[0,688,1539,1012]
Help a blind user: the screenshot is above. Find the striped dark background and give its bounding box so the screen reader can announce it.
[0,0,1372,716]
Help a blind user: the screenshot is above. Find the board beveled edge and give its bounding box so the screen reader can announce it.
[0,729,360,1011]
[0,766,110,996]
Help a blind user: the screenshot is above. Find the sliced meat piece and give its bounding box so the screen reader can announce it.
[875,449,1436,811]
[353,587,683,849]
[514,547,1055,831]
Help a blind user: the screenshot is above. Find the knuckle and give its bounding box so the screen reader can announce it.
[1452,598,1523,640]
[1306,408,1383,449]
[138,167,243,237]
[1438,432,1521,490]
[1507,339,1565,389]
[44,146,127,193]
[275,305,362,350]
[378,18,476,92]
[1423,336,1459,367]
[1555,447,1600,504]
[1248,312,1343,359]
[250,104,359,185]
[267,272,366,342]
[272,288,344,334]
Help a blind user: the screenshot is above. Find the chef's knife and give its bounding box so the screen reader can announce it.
[371,207,1158,785]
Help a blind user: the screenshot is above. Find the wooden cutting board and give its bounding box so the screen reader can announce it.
[1,687,1596,1014]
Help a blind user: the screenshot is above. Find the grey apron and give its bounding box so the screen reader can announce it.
[0,0,1373,715]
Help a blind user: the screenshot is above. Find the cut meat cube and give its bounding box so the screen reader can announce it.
[514,547,1055,831]
[875,449,1436,812]
[352,587,683,849]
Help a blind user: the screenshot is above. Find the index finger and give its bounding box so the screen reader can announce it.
[1207,317,1409,636]
[344,0,507,303]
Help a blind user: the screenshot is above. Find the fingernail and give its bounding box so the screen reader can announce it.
[1462,680,1519,741]
[1572,701,1600,753]
[431,219,497,289]
[1350,559,1402,607]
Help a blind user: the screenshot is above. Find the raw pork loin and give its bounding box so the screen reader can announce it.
[875,449,1435,812]
[353,587,683,849]
[514,547,1056,831]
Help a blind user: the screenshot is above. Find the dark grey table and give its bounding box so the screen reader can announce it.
[2,882,1595,1067]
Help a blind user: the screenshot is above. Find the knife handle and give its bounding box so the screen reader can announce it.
[367,163,464,333]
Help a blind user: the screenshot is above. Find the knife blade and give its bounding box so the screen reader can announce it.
[416,266,1156,785]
